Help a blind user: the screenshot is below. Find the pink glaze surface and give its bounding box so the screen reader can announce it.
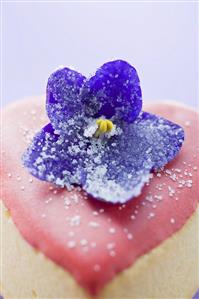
[1,99,199,294]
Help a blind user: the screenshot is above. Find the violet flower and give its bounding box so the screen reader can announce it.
[23,60,184,203]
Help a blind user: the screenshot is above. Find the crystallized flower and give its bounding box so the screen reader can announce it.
[22,60,184,203]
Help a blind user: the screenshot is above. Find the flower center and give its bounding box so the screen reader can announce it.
[94,119,114,137]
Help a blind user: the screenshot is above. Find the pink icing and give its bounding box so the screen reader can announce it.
[1,99,199,294]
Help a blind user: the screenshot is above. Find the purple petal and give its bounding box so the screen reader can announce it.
[81,60,142,123]
[23,113,184,203]
[82,112,184,203]
[46,68,86,133]
[140,112,185,169]
[193,290,199,299]
[22,123,87,187]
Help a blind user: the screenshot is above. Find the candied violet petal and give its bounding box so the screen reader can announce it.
[22,123,87,187]
[81,60,142,123]
[140,112,185,169]
[82,112,184,203]
[46,67,86,133]
[22,112,184,203]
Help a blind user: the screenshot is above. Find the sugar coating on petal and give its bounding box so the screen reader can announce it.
[22,123,88,188]
[82,112,184,203]
[46,67,86,133]
[23,110,184,203]
[81,60,142,123]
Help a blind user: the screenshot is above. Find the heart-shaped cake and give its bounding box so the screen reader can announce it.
[1,96,198,299]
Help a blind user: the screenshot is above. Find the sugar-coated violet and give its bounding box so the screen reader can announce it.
[22,60,185,203]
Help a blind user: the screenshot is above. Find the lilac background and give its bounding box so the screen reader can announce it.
[0,3,198,298]
[2,2,198,108]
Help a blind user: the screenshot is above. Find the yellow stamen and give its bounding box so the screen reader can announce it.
[106,120,114,131]
[94,118,114,137]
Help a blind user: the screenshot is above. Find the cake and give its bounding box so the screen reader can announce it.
[1,95,198,299]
